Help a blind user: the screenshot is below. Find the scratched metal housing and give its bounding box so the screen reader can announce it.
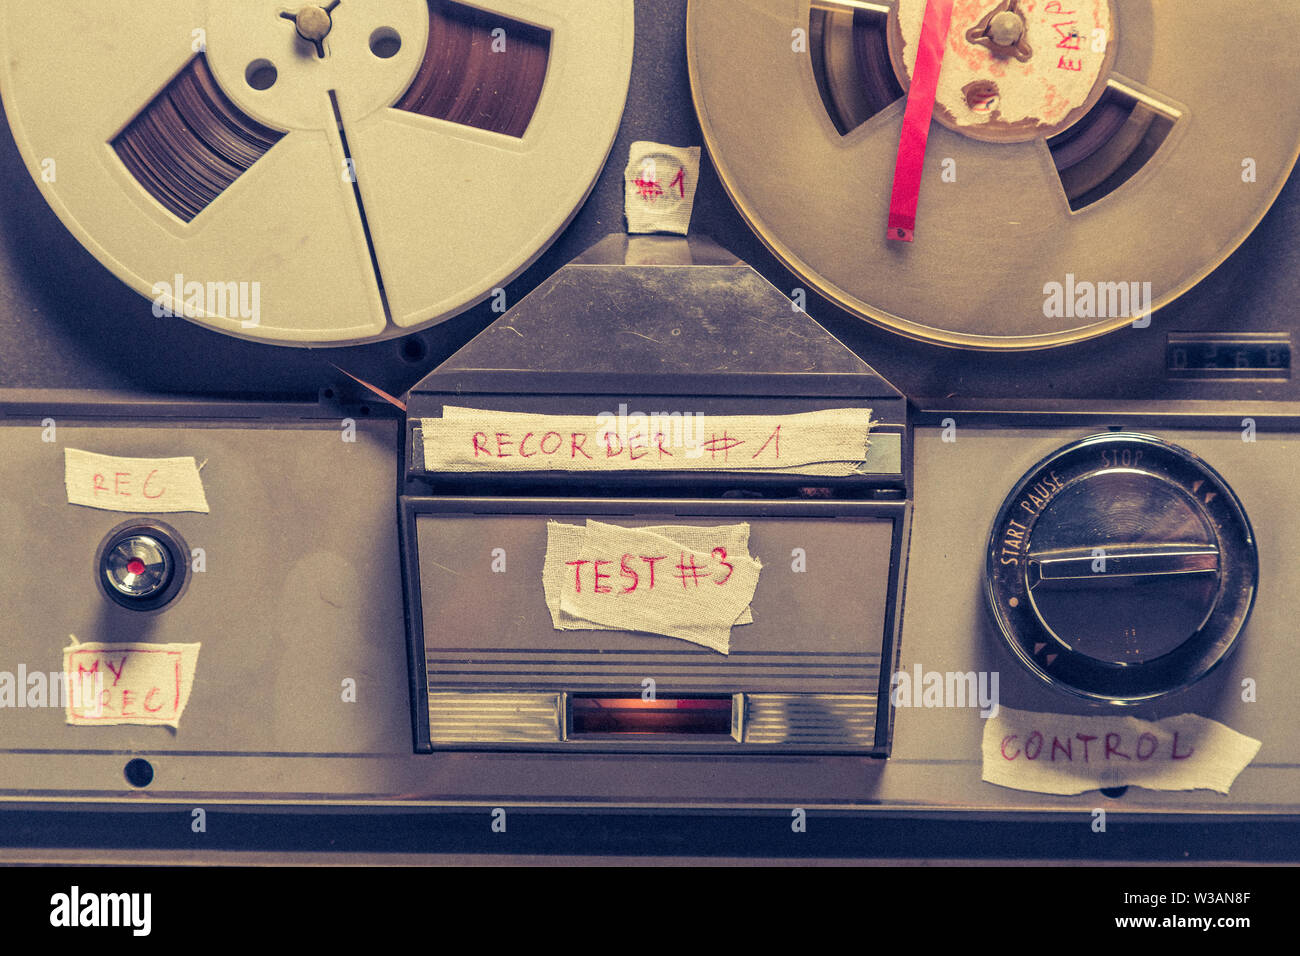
[401,235,911,755]
[3,0,1300,863]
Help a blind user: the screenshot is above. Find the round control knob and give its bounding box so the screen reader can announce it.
[104,535,172,599]
[97,523,189,611]
[985,433,1257,703]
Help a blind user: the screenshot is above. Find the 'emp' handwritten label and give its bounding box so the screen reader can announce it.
[982,707,1261,795]
[65,449,209,514]
[544,521,762,654]
[422,407,873,476]
[63,640,201,728]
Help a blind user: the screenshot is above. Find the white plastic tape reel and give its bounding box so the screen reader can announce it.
[0,0,633,346]
[688,0,1300,350]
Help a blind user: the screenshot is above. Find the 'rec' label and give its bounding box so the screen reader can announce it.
[64,449,210,514]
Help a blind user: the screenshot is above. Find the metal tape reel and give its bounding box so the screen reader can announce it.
[688,0,1300,350]
[0,0,633,346]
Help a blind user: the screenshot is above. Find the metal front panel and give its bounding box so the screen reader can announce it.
[409,500,904,753]
[5,417,1299,812]
[0,418,410,772]
[416,513,892,691]
[892,424,1300,811]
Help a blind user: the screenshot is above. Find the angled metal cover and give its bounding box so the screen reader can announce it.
[408,234,904,402]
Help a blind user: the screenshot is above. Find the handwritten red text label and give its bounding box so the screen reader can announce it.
[544,521,763,655]
[63,641,201,728]
[423,407,873,476]
[65,449,210,514]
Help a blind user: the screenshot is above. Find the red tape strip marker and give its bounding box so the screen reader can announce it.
[886,0,955,243]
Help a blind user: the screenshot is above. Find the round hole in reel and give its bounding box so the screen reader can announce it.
[370,27,402,59]
[244,58,278,91]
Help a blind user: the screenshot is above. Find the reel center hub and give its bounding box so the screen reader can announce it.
[206,0,430,130]
[293,5,334,44]
[891,0,1115,143]
[987,11,1025,50]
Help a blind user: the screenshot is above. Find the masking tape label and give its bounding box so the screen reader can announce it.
[983,706,1261,795]
[63,639,201,728]
[421,407,873,476]
[543,520,763,655]
[65,449,209,514]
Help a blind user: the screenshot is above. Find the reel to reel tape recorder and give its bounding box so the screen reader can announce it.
[0,0,1298,860]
